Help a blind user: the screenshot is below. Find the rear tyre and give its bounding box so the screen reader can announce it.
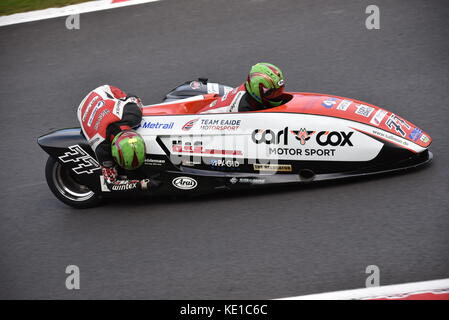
[45,156,102,209]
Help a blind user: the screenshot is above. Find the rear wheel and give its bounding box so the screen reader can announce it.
[45,156,102,209]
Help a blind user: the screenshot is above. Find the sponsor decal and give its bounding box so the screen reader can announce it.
[181,159,201,167]
[409,128,423,141]
[420,134,430,143]
[182,118,199,131]
[253,163,292,172]
[172,140,243,156]
[59,145,100,174]
[336,99,352,111]
[82,96,100,122]
[252,128,353,147]
[110,180,138,191]
[230,177,265,185]
[372,129,410,147]
[93,109,110,130]
[322,98,337,108]
[87,101,104,127]
[172,176,197,190]
[370,109,388,126]
[291,129,316,145]
[144,158,165,166]
[385,114,411,137]
[210,159,240,168]
[190,81,202,90]
[140,121,174,129]
[269,147,336,157]
[316,131,353,146]
[199,119,241,131]
[354,104,375,117]
[206,82,219,94]
[252,128,289,145]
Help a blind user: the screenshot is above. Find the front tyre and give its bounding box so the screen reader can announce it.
[45,156,102,209]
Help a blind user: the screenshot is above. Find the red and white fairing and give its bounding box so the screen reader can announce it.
[77,85,128,150]
[275,93,432,152]
[137,91,431,165]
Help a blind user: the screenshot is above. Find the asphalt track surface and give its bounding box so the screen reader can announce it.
[0,0,448,299]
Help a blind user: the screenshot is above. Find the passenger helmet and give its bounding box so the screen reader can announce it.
[245,62,285,107]
[111,130,146,170]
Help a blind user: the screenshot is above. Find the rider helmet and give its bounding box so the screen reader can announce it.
[245,62,285,107]
[111,130,146,170]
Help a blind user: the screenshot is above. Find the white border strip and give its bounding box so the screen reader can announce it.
[278,278,449,300]
[0,0,161,27]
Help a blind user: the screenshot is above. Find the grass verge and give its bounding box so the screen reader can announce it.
[1,0,93,16]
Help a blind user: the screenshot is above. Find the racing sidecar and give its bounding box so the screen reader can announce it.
[38,79,433,208]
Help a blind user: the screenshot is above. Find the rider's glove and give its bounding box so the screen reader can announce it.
[101,165,118,184]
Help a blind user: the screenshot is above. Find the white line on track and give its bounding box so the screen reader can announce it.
[0,0,161,27]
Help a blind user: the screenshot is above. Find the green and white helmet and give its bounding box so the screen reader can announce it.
[111,130,146,170]
[245,62,285,107]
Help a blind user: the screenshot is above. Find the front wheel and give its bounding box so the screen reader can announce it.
[45,156,102,209]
